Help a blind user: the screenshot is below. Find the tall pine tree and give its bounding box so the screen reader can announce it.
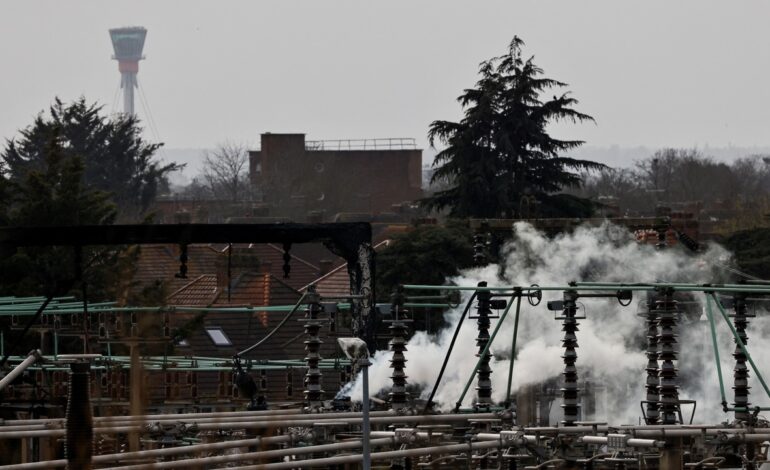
[2,98,180,219]
[424,37,605,218]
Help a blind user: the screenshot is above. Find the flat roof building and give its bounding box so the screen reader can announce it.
[249,133,422,221]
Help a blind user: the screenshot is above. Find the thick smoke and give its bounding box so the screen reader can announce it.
[345,222,770,425]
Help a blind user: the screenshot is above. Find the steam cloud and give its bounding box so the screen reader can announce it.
[344,222,770,425]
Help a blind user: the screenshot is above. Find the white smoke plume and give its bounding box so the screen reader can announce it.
[345,222,770,425]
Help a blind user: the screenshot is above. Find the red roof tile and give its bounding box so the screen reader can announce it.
[167,275,219,306]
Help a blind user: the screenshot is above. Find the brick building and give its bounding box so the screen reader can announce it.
[249,133,423,221]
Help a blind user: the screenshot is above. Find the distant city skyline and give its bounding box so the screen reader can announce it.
[2,1,769,168]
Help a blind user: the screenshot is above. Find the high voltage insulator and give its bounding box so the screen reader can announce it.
[387,289,411,412]
[66,362,93,469]
[656,289,680,425]
[303,286,325,410]
[731,293,753,422]
[475,282,493,408]
[473,233,488,266]
[644,292,660,424]
[560,289,580,426]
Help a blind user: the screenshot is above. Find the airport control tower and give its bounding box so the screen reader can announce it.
[109,27,147,115]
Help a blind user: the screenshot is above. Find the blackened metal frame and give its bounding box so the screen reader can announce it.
[0,223,377,350]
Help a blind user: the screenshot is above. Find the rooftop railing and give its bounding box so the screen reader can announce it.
[305,138,417,151]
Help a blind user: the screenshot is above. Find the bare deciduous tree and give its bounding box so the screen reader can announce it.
[201,142,251,202]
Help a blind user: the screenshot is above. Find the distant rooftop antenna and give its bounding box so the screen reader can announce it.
[109,26,147,116]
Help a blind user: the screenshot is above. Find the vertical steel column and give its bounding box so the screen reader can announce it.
[66,362,93,470]
[561,289,580,426]
[656,288,680,425]
[303,286,324,410]
[475,281,493,408]
[731,293,752,422]
[387,290,410,412]
[645,291,660,424]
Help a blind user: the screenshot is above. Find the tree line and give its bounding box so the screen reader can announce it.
[575,149,770,225]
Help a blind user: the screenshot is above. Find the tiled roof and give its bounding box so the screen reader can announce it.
[131,244,222,294]
[307,264,351,298]
[222,243,321,290]
[301,239,391,296]
[167,275,219,306]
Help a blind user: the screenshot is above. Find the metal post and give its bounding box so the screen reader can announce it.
[65,362,93,470]
[561,289,580,425]
[505,292,523,410]
[361,357,371,470]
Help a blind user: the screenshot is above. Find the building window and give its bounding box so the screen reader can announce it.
[206,327,232,346]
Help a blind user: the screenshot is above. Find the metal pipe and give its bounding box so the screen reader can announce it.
[404,283,770,294]
[1,408,315,427]
[0,435,292,470]
[705,294,728,410]
[475,432,538,444]
[225,439,503,470]
[0,413,499,439]
[580,436,664,448]
[361,357,371,470]
[505,293,523,408]
[0,410,408,432]
[100,437,396,470]
[423,292,477,412]
[455,290,517,410]
[0,350,41,392]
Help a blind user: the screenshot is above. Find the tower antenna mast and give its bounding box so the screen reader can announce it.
[109,27,147,116]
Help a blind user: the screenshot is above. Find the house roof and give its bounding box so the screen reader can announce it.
[167,275,219,306]
[131,244,222,294]
[221,243,321,290]
[301,239,391,296]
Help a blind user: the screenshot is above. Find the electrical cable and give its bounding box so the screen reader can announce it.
[110,83,121,116]
[422,292,477,413]
[236,293,308,357]
[136,79,169,162]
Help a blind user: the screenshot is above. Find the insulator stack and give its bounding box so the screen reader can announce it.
[388,308,410,412]
[560,290,580,426]
[645,292,660,424]
[475,282,493,408]
[731,293,752,422]
[66,362,93,470]
[656,290,680,424]
[473,232,487,266]
[303,286,324,409]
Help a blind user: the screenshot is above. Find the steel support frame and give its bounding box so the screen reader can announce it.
[0,223,376,350]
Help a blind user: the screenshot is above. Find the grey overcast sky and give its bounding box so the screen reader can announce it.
[1,1,769,158]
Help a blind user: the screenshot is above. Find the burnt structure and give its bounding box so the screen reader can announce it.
[0,223,376,350]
